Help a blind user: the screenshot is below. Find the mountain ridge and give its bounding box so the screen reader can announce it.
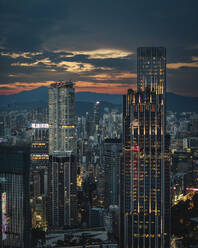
[0,86,198,113]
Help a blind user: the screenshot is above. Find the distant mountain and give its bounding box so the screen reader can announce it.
[0,86,48,106]
[166,93,198,113]
[75,101,122,116]
[0,86,198,113]
[0,87,122,106]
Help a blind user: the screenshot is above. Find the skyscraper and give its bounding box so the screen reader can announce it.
[30,123,49,197]
[47,81,77,228]
[94,101,100,126]
[120,47,170,248]
[48,81,75,154]
[104,138,121,209]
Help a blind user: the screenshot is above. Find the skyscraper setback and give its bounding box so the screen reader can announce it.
[120,47,170,248]
[47,81,77,227]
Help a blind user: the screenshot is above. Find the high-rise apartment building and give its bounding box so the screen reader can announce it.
[48,81,75,154]
[47,81,77,228]
[120,47,170,248]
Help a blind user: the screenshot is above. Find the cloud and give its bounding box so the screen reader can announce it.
[88,72,136,81]
[56,48,134,59]
[167,56,198,69]
[1,1,198,97]
[192,56,198,61]
[0,81,54,94]
[10,56,112,73]
[75,81,130,88]
[1,51,42,59]
[75,81,135,94]
[11,58,52,67]
[0,0,69,50]
[0,80,135,95]
[56,61,97,73]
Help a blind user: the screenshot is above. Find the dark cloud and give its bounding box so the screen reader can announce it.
[0,0,69,50]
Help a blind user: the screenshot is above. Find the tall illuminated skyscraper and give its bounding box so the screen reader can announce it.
[120,47,170,248]
[47,81,77,227]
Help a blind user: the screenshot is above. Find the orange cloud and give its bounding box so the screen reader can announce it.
[0,80,135,95]
[88,72,137,80]
[0,81,55,95]
[75,81,131,88]
[192,56,198,61]
[167,62,198,69]
[76,87,132,94]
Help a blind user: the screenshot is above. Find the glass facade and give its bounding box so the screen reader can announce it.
[47,154,77,227]
[104,138,121,209]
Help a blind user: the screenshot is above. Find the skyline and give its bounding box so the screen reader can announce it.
[0,0,198,96]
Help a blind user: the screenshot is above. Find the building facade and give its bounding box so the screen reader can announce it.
[48,81,75,154]
[0,146,31,248]
[103,138,121,209]
[47,153,77,227]
[120,47,170,248]
[30,123,49,197]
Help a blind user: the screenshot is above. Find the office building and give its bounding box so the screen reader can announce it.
[120,47,170,248]
[47,152,77,227]
[0,145,31,248]
[103,138,121,209]
[30,123,49,197]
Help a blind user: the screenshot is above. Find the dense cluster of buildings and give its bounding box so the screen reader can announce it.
[0,47,198,247]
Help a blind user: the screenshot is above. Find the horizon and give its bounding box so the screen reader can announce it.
[1,84,198,98]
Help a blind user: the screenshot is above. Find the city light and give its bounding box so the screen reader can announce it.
[2,192,7,241]
[186,187,198,192]
[30,123,49,128]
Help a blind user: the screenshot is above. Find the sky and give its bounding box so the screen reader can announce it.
[0,0,198,96]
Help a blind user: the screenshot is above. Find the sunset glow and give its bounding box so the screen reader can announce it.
[0,81,136,95]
